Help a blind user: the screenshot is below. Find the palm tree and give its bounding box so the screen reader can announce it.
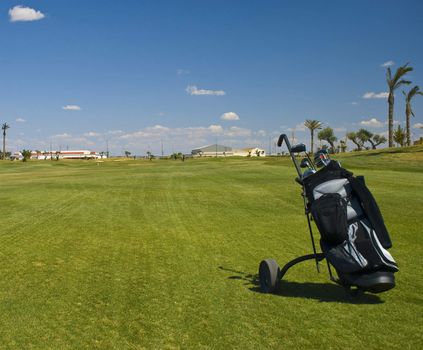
[403,86,423,146]
[2,123,10,160]
[304,119,322,154]
[386,63,413,147]
[393,125,406,147]
[21,149,32,162]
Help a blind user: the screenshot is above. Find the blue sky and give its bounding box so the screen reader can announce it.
[1,0,423,155]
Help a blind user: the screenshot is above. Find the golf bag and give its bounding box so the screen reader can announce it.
[303,161,398,292]
[259,134,398,296]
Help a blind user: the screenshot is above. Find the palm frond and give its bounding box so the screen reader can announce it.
[387,63,413,92]
[304,119,322,130]
[386,67,392,86]
[406,86,423,102]
[394,79,412,90]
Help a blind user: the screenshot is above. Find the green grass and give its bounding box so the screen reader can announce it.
[0,154,422,349]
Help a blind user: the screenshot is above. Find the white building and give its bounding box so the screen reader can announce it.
[191,145,266,157]
[191,144,234,157]
[233,148,266,157]
[11,150,106,160]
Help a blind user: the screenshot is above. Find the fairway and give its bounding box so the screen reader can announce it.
[0,156,422,349]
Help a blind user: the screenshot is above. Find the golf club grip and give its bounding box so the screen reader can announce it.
[277,134,287,147]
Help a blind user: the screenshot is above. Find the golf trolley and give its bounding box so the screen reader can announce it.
[259,134,398,296]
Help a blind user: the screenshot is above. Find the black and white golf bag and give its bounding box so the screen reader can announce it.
[303,161,398,293]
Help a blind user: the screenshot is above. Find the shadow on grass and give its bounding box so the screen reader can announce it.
[219,266,383,304]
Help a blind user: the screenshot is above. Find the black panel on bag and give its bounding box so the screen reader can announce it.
[311,193,348,245]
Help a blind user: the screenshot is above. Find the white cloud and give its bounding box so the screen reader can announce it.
[13,124,270,156]
[13,139,26,147]
[9,6,45,22]
[16,118,26,123]
[360,118,384,128]
[287,122,306,132]
[119,131,149,140]
[220,112,240,121]
[177,69,190,76]
[362,92,389,99]
[84,131,101,137]
[333,127,347,133]
[413,123,423,129]
[381,61,395,68]
[62,105,81,111]
[151,124,170,131]
[351,102,358,105]
[209,125,223,133]
[53,133,72,138]
[224,126,251,137]
[186,85,225,96]
[50,133,94,147]
[107,130,124,135]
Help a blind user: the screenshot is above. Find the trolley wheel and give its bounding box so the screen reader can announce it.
[259,259,281,293]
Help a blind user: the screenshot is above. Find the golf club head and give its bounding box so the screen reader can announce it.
[291,143,306,153]
[302,168,317,178]
[300,158,311,168]
[314,150,331,167]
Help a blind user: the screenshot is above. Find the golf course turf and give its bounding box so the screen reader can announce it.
[0,149,422,349]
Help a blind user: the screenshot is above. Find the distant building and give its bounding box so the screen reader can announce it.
[233,148,266,157]
[11,150,106,160]
[191,145,266,157]
[191,144,233,157]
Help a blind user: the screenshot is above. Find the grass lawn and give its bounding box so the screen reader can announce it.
[0,149,422,349]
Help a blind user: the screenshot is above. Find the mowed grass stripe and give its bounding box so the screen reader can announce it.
[0,157,422,349]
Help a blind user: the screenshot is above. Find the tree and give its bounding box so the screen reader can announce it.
[347,132,363,151]
[369,134,387,149]
[393,125,406,147]
[304,119,322,154]
[356,128,373,150]
[339,140,347,153]
[124,150,131,158]
[403,86,423,146]
[386,63,413,147]
[317,127,337,153]
[147,151,155,160]
[2,123,10,160]
[21,149,32,162]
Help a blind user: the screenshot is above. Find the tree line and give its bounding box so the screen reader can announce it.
[304,62,422,153]
[303,120,386,153]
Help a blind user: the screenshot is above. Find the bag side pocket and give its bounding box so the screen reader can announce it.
[311,193,348,245]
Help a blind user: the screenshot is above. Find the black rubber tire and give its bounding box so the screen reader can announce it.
[259,259,280,293]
